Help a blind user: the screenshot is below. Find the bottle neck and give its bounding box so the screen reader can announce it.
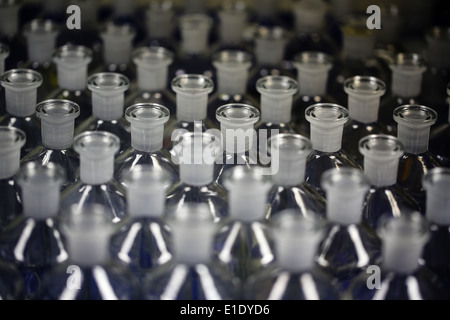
[229,188,269,222]
[136,65,169,92]
[348,95,381,124]
[220,123,255,153]
[364,157,399,187]
[260,94,293,124]
[57,65,88,91]
[41,118,75,150]
[127,187,165,218]
[92,92,125,121]
[391,68,424,99]
[215,66,249,96]
[68,236,110,266]
[80,154,114,185]
[273,156,306,186]
[5,87,38,117]
[130,123,164,153]
[0,151,20,180]
[176,93,208,122]
[397,125,430,154]
[179,163,214,186]
[309,123,343,153]
[22,182,60,220]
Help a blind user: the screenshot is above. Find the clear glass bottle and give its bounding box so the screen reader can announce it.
[40,204,141,300]
[344,213,446,300]
[166,131,227,223]
[422,168,450,297]
[0,161,68,300]
[75,72,131,153]
[304,103,361,197]
[429,82,450,167]
[48,44,93,127]
[394,104,442,211]
[291,51,336,137]
[244,210,340,300]
[114,103,179,188]
[213,165,274,283]
[20,99,80,191]
[143,203,242,300]
[60,131,127,224]
[317,167,382,290]
[208,49,258,128]
[214,103,261,188]
[359,134,422,229]
[342,76,388,167]
[266,133,326,222]
[0,126,25,230]
[0,68,43,158]
[254,75,299,141]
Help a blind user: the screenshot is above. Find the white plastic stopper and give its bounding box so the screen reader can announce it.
[0,126,25,179]
[0,69,43,117]
[0,42,9,74]
[389,53,427,99]
[53,45,93,91]
[87,72,130,121]
[212,50,252,96]
[179,13,212,54]
[344,76,386,124]
[294,51,332,96]
[172,74,214,122]
[23,19,58,64]
[73,131,120,185]
[146,1,174,40]
[293,0,327,33]
[257,75,298,124]
[218,2,247,45]
[305,103,349,153]
[254,26,287,66]
[100,22,135,66]
[17,162,65,219]
[423,168,450,225]
[36,99,80,150]
[359,134,404,187]
[321,167,370,225]
[125,103,170,153]
[394,105,437,154]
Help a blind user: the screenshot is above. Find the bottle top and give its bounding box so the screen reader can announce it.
[389,53,427,98]
[294,51,333,96]
[100,22,136,65]
[178,13,213,54]
[425,26,450,69]
[213,50,252,95]
[293,0,327,33]
[0,126,25,179]
[53,45,93,91]
[23,19,59,64]
[254,25,287,65]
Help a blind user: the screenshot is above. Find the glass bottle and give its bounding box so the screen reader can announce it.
[266,133,326,222]
[378,53,427,134]
[304,103,361,197]
[213,165,274,283]
[114,103,179,188]
[208,49,258,128]
[143,203,242,300]
[21,99,80,191]
[421,168,450,297]
[214,103,261,188]
[60,131,127,224]
[48,44,93,127]
[0,126,25,230]
[163,73,215,151]
[291,51,336,137]
[75,72,131,153]
[166,131,227,223]
[0,68,43,158]
[429,83,450,167]
[40,204,141,300]
[394,104,442,211]
[254,75,299,141]
[359,134,421,229]
[342,76,388,167]
[0,161,68,300]
[244,210,340,300]
[317,167,382,290]
[344,213,446,300]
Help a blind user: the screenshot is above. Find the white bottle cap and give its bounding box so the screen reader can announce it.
[378,213,430,274]
[170,203,216,264]
[344,76,386,124]
[36,99,80,150]
[132,46,174,92]
[425,26,450,69]
[73,131,120,185]
[305,103,349,153]
[293,51,332,96]
[321,167,370,225]
[341,15,375,60]
[100,22,135,66]
[0,0,20,36]
[359,134,404,187]
[269,133,312,186]
[212,50,252,95]
[423,168,450,225]
[172,132,221,186]
[216,103,259,153]
[87,72,130,121]
[254,26,287,66]
[146,1,174,39]
[218,2,247,45]
[293,0,327,33]
[222,166,272,222]
[17,162,65,219]
[179,13,212,54]
[394,105,437,154]
[389,53,427,99]
[125,103,170,153]
[53,45,93,91]
[124,165,171,218]
[272,210,325,272]
[257,75,298,124]
[62,204,115,266]
[172,74,214,122]
[0,42,9,74]
[23,19,59,64]
[0,69,43,117]
[0,126,25,179]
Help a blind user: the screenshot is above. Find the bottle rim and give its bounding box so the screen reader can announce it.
[216,103,260,125]
[87,72,130,92]
[358,134,404,159]
[171,73,214,93]
[0,68,43,88]
[125,102,170,125]
[256,75,298,95]
[73,131,120,156]
[305,103,349,125]
[36,99,80,120]
[343,76,386,96]
[393,104,437,127]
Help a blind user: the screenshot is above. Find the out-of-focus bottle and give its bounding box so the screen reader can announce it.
[429,83,450,167]
[0,0,26,70]
[144,0,176,50]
